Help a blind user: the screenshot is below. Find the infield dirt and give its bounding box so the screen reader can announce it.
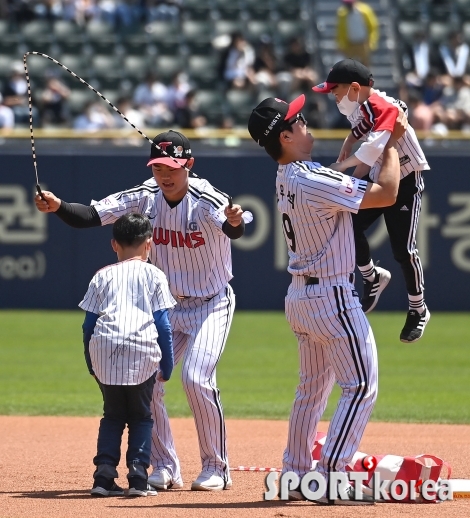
[0,416,469,517]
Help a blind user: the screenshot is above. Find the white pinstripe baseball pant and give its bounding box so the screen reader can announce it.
[282,275,378,480]
[150,285,235,483]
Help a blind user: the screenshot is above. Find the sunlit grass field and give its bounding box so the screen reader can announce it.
[0,310,468,423]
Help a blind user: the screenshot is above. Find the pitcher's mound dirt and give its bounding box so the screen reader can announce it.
[0,417,469,517]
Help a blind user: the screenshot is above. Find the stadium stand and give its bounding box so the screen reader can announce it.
[0,0,468,133]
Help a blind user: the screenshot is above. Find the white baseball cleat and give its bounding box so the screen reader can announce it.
[148,468,183,490]
[191,471,233,491]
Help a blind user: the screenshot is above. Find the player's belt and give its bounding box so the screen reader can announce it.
[305,273,354,285]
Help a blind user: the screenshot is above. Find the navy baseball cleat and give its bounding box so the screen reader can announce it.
[90,477,124,497]
[127,477,158,497]
[361,266,391,314]
[400,306,431,343]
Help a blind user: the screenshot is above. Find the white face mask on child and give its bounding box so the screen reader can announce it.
[337,86,360,116]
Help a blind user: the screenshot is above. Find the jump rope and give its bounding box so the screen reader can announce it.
[24,51,253,222]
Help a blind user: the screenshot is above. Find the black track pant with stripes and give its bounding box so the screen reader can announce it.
[282,275,378,483]
[352,171,425,296]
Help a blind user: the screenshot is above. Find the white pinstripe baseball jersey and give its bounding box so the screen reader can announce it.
[347,90,430,183]
[79,259,175,385]
[277,161,368,278]
[92,177,232,298]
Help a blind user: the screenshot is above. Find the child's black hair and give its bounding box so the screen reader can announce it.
[112,213,152,247]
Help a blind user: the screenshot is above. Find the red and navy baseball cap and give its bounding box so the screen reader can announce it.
[248,94,305,147]
[147,130,192,167]
[312,59,374,94]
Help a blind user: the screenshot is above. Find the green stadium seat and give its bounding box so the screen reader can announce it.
[146,20,181,44]
[90,55,122,82]
[214,19,243,37]
[22,20,54,48]
[398,21,423,45]
[276,20,305,44]
[245,20,275,43]
[182,20,213,42]
[457,0,470,20]
[57,54,90,79]
[85,20,119,54]
[225,88,256,125]
[155,54,186,81]
[429,22,454,45]
[194,89,224,125]
[123,55,153,81]
[0,54,16,80]
[68,89,96,115]
[52,20,86,55]
[187,55,219,88]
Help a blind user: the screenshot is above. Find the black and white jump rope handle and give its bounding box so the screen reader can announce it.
[23,51,202,200]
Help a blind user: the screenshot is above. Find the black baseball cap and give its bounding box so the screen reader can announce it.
[312,59,374,93]
[147,130,192,167]
[248,94,305,147]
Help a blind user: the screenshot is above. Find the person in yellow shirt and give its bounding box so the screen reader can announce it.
[336,0,379,67]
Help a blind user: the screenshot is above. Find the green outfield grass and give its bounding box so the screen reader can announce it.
[0,310,468,423]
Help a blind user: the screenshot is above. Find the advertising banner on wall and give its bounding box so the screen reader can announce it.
[1,152,469,310]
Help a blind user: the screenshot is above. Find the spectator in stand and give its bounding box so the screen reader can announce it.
[146,0,182,22]
[174,90,207,129]
[98,0,144,29]
[406,88,435,131]
[40,70,71,126]
[113,96,145,129]
[421,69,444,106]
[336,0,379,67]
[281,36,318,97]
[2,62,38,126]
[433,76,470,131]
[166,71,192,113]
[219,32,255,90]
[113,96,146,145]
[133,71,173,126]
[403,30,432,88]
[0,93,15,132]
[437,31,470,79]
[73,101,115,131]
[252,36,279,92]
[9,0,36,23]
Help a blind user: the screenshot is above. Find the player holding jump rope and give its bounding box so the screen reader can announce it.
[35,130,246,492]
[248,93,405,504]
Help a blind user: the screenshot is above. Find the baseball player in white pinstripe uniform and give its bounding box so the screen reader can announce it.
[79,212,175,497]
[313,59,431,343]
[248,94,405,504]
[35,130,246,492]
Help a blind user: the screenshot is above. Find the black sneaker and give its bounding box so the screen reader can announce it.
[90,476,124,497]
[128,477,158,497]
[315,485,375,506]
[361,266,391,314]
[400,307,431,343]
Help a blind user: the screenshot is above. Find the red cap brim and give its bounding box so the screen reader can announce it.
[147,157,188,167]
[285,94,306,119]
[312,82,337,93]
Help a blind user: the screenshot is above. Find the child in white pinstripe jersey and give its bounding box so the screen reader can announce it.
[79,213,175,498]
[248,94,405,504]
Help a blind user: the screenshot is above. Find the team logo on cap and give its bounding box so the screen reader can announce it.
[274,98,287,104]
[158,141,172,151]
[174,145,184,157]
[316,83,327,89]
